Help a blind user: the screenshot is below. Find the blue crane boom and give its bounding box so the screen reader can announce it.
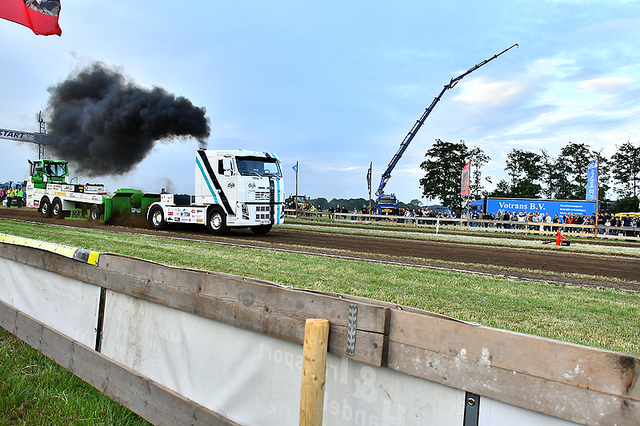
[375,43,519,197]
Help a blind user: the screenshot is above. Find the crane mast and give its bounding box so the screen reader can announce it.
[375,43,518,198]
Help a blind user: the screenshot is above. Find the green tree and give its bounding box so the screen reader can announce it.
[488,179,512,197]
[539,149,556,199]
[419,139,486,213]
[611,141,640,199]
[592,150,611,203]
[504,149,544,198]
[551,142,593,199]
[469,147,491,200]
[401,198,423,210]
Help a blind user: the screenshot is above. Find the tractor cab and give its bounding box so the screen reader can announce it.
[28,159,69,189]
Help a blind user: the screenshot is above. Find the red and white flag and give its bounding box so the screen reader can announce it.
[0,0,62,36]
[460,161,470,197]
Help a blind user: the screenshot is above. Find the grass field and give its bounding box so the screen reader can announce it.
[1,219,639,424]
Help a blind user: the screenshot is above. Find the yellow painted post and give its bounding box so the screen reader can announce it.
[299,318,330,426]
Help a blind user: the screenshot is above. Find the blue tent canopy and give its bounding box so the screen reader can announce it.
[469,199,484,210]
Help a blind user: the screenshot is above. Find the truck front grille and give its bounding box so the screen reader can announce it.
[256,205,271,220]
[253,191,270,201]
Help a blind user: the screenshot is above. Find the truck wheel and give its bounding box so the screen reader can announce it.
[207,207,228,235]
[52,199,65,219]
[149,206,166,230]
[250,225,272,235]
[40,197,52,218]
[90,204,102,221]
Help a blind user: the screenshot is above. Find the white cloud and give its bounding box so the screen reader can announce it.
[453,78,524,107]
[579,76,633,94]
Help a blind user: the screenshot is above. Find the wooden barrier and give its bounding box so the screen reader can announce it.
[1,241,639,425]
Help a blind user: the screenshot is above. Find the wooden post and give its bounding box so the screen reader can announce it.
[299,318,330,426]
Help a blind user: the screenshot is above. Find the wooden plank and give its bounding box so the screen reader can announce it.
[387,341,639,426]
[100,254,386,331]
[3,301,240,426]
[97,254,390,366]
[15,310,44,350]
[389,310,640,402]
[0,299,17,333]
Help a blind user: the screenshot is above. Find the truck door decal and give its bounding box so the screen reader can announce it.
[196,151,234,215]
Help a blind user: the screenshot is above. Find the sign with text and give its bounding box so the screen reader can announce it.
[586,160,598,201]
[486,198,597,218]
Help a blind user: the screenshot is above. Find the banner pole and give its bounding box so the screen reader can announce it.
[299,319,330,426]
[594,160,600,239]
[368,161,372,218]
[295,161,299,214]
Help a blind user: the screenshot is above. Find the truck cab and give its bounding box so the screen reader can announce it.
[376,194,399,216]
[28,159,69,188]
[147,149,285,235]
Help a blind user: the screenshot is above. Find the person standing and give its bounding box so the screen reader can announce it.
[16,185,24,208]
[6,185,15,208]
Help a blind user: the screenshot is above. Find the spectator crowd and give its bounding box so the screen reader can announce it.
[469,210,638,235]
[285,201,639,236]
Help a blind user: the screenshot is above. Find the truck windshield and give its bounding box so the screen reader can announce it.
[236,157,282,177]
[378,196,397,206]
[45,162,68,178]
[32,161,67,178]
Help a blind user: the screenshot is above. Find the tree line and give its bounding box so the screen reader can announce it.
[420,139,640,214]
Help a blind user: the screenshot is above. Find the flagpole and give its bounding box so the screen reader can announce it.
[295,161,299,214]
[594,160,599,239]
[466,161,471,230]
[368,161,372,217]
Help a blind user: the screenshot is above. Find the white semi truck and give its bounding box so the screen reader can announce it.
[147,149,285,235]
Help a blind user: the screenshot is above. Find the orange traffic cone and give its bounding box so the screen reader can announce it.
[556,231,570,246]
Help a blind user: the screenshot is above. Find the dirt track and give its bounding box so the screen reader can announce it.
[1,207,638,292]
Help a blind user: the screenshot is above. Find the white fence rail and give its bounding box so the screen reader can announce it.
[1,236,638,426]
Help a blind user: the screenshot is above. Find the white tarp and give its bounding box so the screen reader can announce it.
[0,257,100,348]
[101,290,466,426]
[480,398,579,426]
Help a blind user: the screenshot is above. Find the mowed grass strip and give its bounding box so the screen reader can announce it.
[1,220,638,356]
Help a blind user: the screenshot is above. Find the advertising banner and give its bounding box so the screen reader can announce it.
[586,160,598,201]
[486,198,597,218]
[460,162,470,196]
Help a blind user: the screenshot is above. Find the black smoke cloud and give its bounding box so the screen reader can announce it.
[45,62,210,176]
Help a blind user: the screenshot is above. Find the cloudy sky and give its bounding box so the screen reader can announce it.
[2,0,639,203]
